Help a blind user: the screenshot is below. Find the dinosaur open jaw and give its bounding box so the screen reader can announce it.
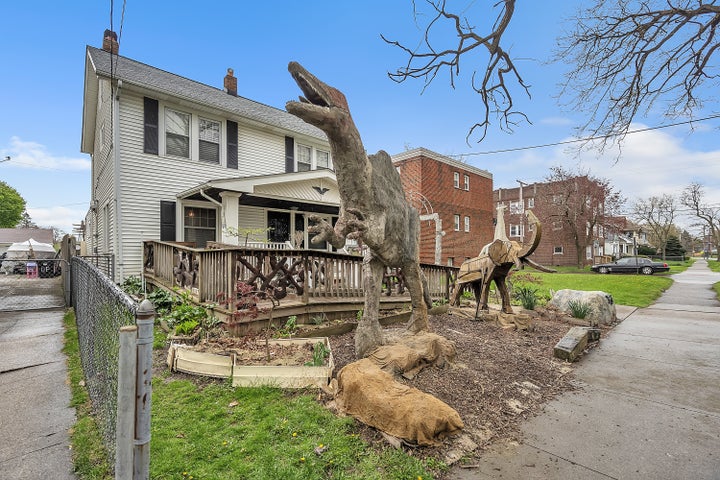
[290,63,330,108]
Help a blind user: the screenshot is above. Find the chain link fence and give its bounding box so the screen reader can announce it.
[71,256,137,469]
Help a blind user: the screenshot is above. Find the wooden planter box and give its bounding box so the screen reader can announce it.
[167,337,333,389]
[168,344,233,378]
[233,337,334,389]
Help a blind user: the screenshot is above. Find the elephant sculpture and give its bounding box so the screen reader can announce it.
[450,209,555,317]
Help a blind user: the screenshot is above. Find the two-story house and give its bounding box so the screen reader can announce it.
[81,31,341,282]
[393,148,494,266]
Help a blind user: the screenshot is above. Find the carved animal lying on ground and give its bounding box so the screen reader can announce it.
[450,210,555,317]
[286,61,431,357]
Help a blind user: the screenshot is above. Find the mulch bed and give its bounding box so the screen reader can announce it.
[327,307,608,468]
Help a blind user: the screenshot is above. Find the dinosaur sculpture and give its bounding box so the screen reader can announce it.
[286,61,431,358]
[450,209,555,317]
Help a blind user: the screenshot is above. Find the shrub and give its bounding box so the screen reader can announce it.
[568,299,593,319]
[146,288,175,315]
[513,285,539,310]
[120,275,143,296]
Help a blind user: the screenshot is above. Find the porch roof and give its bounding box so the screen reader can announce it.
[177,169,341,214]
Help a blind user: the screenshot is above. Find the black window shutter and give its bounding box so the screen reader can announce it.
[144,97,159,155]
[285,136,294,173]
[160,201,176,241]
[227,120,238,169]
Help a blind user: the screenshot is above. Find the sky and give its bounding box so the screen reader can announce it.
[1,1,718,237]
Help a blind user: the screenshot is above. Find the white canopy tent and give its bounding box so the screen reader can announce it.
[5,238,56,259]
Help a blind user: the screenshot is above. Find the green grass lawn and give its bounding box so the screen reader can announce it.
[64,311,436,480]
[506,261,690,307]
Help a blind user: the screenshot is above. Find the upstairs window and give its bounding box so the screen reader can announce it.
[509,201,522,214]
[317,150,330,169]
[297,144,312,171]
[464,216,470,232]
[453,172,460,188]
[510,224,523,237]
[199,118,220,163]
[527,197,535,208]
[454,214,460,231]
[464,174,470,191]
[165,108,190,158]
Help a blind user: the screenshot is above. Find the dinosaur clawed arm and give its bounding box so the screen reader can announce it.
[308,215,346,250]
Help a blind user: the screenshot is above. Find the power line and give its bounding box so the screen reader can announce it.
[450,113,720,157]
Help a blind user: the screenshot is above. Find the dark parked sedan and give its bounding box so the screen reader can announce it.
[591,256,670,275]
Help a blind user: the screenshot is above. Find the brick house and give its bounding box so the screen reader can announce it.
[393,148,494,266]
[494,177,608,267]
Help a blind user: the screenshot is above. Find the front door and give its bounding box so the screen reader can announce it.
[267,211,291,243]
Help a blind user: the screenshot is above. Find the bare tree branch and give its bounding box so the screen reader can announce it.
[383,0,530,143]
[681,182,720,258]
[557,0,720,149]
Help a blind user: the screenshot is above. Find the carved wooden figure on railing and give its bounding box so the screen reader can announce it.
[287,62,432,357]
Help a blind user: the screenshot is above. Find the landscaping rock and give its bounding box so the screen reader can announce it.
[553,326,601,362]
[549,289,617,326]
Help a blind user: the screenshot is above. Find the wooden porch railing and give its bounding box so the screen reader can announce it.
[142,240,458,306]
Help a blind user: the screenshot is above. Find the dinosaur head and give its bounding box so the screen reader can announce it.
[286,61,351,131]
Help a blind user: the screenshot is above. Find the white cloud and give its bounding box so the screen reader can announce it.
[2,136,90,171]
[27,206,85,237]
[471,124,720,232]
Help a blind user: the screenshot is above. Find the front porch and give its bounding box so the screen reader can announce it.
[143,240,458,333]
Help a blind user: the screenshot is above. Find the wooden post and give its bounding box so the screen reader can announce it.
[134,300,154,480]
[116,325,138,480]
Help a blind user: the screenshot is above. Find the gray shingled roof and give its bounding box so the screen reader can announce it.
[86,46,326,141]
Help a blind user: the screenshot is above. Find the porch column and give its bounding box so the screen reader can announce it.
[220,192,241,245]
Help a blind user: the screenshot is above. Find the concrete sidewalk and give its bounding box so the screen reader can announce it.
[0,308,77,479]
[453,259,720,480]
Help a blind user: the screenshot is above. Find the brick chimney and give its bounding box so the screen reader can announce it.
[102,29,119,54]
[224,68,237,96]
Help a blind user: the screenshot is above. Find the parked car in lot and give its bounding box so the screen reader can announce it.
[591,256,670,275]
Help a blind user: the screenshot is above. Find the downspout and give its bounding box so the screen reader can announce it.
[113,79,123,282]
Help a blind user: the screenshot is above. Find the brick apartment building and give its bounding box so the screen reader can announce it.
[393,148,494,266]
[494,177,607,267]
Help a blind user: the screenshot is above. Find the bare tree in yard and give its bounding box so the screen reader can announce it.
[632,194,678,260]
[387,1,719,145]
[682,182,720,259]
[542,166,625,268]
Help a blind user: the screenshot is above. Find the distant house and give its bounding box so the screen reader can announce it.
[494,177,609,267]
[0,228,54,254]
[393,148,494,266]
[604,217,650,258]
[81,31,340,282]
